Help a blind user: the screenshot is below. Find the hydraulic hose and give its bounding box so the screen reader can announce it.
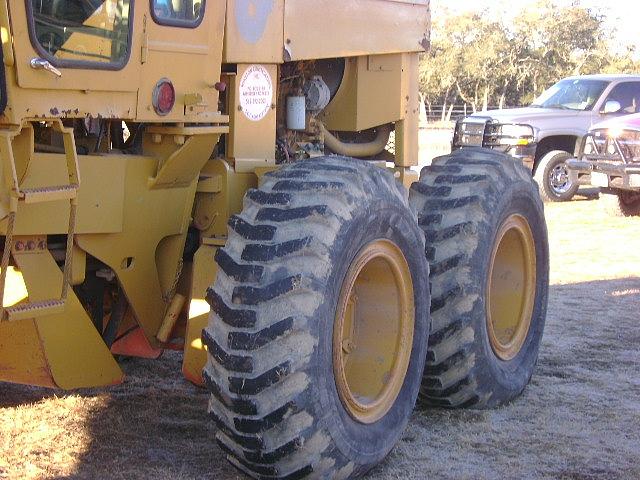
[320,123,392,158]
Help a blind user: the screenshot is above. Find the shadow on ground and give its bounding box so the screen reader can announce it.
[2,277,640,479]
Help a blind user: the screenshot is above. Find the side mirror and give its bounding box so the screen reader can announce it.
[602,100,622,114]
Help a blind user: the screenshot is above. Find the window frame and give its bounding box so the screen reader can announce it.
[149,0,206,29]
[25,0,135,71]
[0,43,7,114]
[602,81,640,113]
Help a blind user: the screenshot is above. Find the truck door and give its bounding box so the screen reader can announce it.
[10,0,141,117]
[594,81,640,125]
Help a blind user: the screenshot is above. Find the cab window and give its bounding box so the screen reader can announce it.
[603,82,640,114]
[151,0,205,27]
[27,0,133,68]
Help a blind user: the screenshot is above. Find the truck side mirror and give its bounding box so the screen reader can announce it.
[602,100,622,114]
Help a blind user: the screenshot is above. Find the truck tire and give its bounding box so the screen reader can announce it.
[534,150,578,202]
[203,157,429,479]
[613,190,640,217]
[409,148,549,408]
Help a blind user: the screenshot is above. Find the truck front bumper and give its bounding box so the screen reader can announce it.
[455,143,536,171]
[566,159,640,192]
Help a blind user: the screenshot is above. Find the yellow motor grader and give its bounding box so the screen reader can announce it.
[0,0,549,478]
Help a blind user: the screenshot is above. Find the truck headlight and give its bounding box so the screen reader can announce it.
[498,124,535,145]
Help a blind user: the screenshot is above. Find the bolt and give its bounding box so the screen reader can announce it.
[342,339,355,354]
[38,240,46,250]
[214,81,227,92]
[15,241,24,251]
[26,241,36,250]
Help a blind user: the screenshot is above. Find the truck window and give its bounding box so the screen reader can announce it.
[531,79,608,111]
[603,82,640,114]
[151,0,205,27]
[27,0,133,68]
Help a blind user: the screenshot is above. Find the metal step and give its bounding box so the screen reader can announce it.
[5,299,66,322]
[21,185,78,204]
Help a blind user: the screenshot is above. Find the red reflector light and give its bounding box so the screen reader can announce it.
[152,78,175,116]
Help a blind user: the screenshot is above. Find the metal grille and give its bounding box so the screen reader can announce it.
[458,120,487,146]
[584,129,640,164]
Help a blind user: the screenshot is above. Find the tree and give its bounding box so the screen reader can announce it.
[420,1,640,115]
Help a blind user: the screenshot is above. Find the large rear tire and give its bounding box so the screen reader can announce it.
[204,157,429,479]
[410,148,549,408]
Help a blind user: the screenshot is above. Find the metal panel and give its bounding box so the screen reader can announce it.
[9,153,126,235]
[182,244,218,386]
[227,64,278,162]
[0,316,56,387]
[136,2,227,122]
[396,52,420,167]
[283,0,430,61]
[320,54,404,132]
[76,156,201,347]
[13,249,124,389]
[224,0,284,63]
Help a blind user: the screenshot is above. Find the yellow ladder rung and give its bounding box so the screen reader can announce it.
[5,299,66,322]
[21,185,78,204]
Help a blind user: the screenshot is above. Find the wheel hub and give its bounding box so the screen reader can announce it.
[486,214,536,361]
[550,163,571,194]
[333,239,414,424]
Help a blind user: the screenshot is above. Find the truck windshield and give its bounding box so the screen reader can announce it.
[28,0,132,67]
[531,79,608,111]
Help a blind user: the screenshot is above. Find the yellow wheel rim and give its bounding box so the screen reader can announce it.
[486,214,536,361]
[333,239,414,424]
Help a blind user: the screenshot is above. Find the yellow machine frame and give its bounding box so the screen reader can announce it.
[0,0,430,389]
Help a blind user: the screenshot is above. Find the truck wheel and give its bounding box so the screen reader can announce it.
[534,150,578,202]
[203,157,429,479]
[409,148,549,408]
[613,190,640,217]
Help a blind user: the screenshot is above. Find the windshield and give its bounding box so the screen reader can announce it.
[531,79,609,111]
[29,0,132,67]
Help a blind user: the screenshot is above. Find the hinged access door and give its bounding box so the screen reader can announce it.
[11,0,141,91]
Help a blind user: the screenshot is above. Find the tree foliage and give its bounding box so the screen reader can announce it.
[420,1,640,116]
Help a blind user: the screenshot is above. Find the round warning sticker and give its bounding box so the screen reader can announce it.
[239,65,273,122]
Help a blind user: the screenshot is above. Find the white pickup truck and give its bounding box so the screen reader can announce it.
[452,74,640,201]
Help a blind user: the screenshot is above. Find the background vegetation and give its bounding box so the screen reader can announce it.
[420,0,640,117]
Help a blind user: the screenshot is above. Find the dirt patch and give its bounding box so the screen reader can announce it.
[2,194,640,479]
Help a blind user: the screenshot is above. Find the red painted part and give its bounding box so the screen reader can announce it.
[111,327,163,359]
[182,365,204,387]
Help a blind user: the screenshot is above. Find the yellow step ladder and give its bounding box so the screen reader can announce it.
[0,121,80,321]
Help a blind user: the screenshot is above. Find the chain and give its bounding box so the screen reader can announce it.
[162,257,184,304]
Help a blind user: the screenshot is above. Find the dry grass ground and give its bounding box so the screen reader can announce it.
[2,192,640,479]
